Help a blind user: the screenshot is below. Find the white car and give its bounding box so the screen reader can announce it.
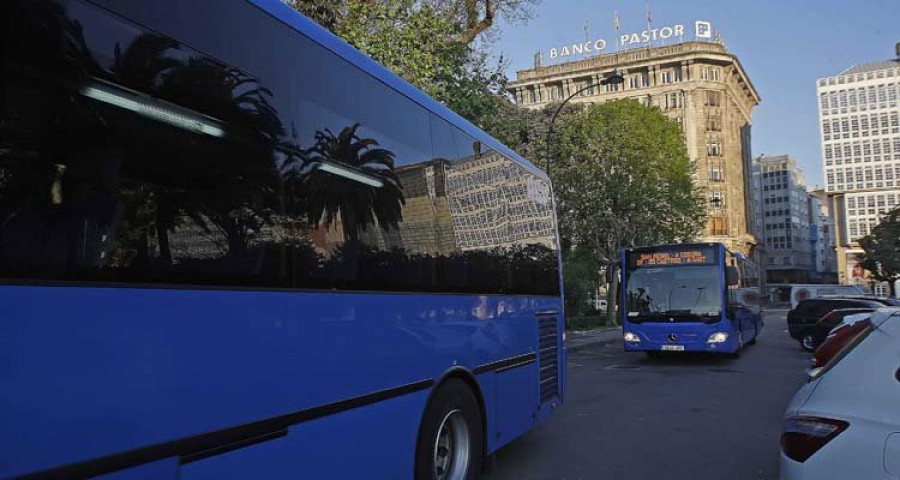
[780,307,900,480]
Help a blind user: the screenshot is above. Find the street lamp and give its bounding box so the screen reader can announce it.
[544,72,625,176]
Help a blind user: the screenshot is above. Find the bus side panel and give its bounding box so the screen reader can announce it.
[493,363,541,450]
[179,390,428,480]
[0,286,557,477]
[96,459,178,480]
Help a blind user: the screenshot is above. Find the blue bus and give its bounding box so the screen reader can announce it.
[621,243,762,357]
[0,1,564,478]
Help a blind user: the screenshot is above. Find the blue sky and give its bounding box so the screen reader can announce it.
[493,0,900,187]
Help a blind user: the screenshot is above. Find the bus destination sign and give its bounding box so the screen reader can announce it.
[630,247,716,268]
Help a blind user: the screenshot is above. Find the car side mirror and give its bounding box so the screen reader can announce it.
[726,266,739,286]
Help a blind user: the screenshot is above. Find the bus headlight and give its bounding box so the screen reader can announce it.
[624,332,641,343]
[707,332,729,343]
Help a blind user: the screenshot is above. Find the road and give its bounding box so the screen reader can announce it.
[490,310,810,480]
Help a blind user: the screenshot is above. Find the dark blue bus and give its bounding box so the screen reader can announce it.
[0,1,564,478]
[621,243,762,357]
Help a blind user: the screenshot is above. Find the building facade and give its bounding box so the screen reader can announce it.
[817,47,900,286]
[807,189,838,283]
[753,155,812,283]
[509,41,761,256]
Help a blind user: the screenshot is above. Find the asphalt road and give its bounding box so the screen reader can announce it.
[489,310,811,480]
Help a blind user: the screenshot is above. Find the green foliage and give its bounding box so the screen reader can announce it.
[287,0,509,132]
[555,99,706,261]
[562,245,604,318]
[336,1,464,102]
[860,206,900,294]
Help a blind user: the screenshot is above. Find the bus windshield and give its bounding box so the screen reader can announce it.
[625,265,722,320]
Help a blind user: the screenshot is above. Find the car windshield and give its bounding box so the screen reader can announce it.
[625,265,722,319]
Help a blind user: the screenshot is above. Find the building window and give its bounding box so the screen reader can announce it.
[710,217,727,236]
[549,83,564,101]
[709,166,724,182]
[707,115,721,132]
[666,92,683,110]
[707,141,723,157]
[629,76,639,89]
[710,191,725,208]
[580,78,595,96]
[661,71,673,84]
[705,90,721,107]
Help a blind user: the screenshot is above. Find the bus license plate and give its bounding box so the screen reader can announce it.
[661,345,684,351]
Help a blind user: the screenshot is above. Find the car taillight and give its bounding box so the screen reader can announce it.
[810,319,873,378]
[781,416,849,463]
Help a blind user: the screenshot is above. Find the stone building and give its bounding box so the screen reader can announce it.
[508,41,761,256]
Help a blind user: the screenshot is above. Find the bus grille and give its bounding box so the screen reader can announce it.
[538,316,559,403]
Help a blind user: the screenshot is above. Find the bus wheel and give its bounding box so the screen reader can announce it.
[415,379,483,480]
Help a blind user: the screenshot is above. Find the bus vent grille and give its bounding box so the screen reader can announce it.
[538,316,559,403]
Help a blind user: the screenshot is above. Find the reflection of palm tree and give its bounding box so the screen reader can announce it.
[158,57,284,258]
[106,35,284,261]
[301,124,405,242]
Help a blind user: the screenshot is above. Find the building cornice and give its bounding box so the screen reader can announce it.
[510,41,761,105]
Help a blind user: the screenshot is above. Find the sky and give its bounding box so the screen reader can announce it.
[492,0,900,188]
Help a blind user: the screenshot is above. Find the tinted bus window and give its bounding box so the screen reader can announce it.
[0,0,558,295]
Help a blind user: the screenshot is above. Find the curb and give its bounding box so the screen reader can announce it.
[565,327,621,352]
[566,336,620,352]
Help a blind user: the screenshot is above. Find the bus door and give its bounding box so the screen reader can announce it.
[726,265,755,341]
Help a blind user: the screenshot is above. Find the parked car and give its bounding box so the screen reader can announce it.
[780,308,900,479]
[787,298,885,351]
[787,284,871,309]
[838,295,900,307]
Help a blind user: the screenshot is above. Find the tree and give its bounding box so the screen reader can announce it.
[555,100,706,324]
[422,0,540,44]
[285,0,520,132]
[860,206,900,296]
[283,0,345,31]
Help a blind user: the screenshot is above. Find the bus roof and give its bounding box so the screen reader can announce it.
[247,0,547,180]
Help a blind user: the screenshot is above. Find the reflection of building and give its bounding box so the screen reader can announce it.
[446,151,555,250]
[383,159,456,255]
[817,45,900,287]
[752,155,812,283]
[509,41,761,256]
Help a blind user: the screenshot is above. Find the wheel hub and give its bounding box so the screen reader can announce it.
[433,409,470,480]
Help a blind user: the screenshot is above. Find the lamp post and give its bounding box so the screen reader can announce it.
[544,72,624,177]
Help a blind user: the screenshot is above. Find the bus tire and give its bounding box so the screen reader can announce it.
[415,379,484,480]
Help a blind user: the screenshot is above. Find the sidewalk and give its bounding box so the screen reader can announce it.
[565,326,621,352]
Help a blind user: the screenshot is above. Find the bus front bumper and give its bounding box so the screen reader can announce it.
[622,327,739,354]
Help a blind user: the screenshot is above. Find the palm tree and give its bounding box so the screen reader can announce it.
[299,123,405,243]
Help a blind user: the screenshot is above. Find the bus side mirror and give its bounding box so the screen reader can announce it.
[726,266,740,286]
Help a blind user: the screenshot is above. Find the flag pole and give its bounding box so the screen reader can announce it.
[614,11,620,53]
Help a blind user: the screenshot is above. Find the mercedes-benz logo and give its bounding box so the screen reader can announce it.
[667,333,678,343]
